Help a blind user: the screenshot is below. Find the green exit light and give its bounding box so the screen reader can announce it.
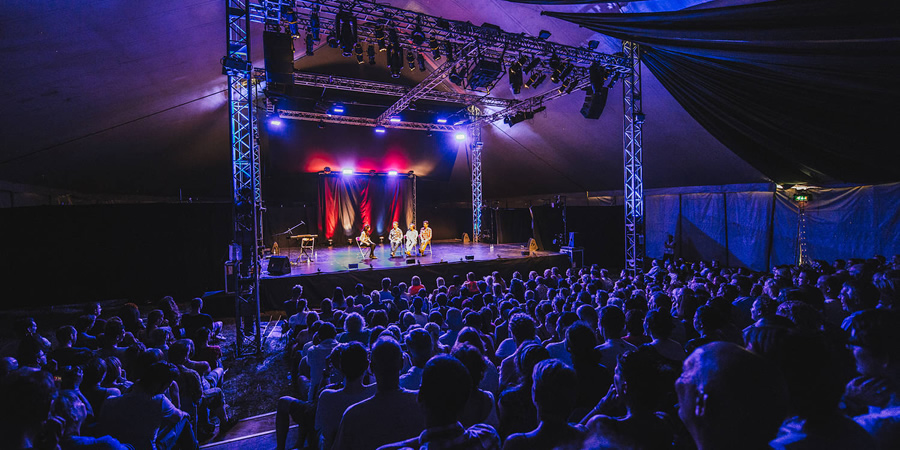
[793,194,808,202]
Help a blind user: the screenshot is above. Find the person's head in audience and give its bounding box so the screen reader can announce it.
[516,343,550,389]
[75,315,96,335]
[616,346,671,413]
[417,355,471,426]
[676,342,788,450]
[59,365,84,390]
[53,390,91,439]
[345,312,365,334]
[56,325,77,348]
[16,337,46,369]
[406,328,433,369]
[83,356,108,388]
[147,309,165,328]
[509,313,536,347]
[644,310,674,341]
[370,337,404,391]
[565,322,597,363]
[532,359,578,424]
[599,306,627,341]
[138,362,179,395]
[168,339,193,365]
[840,280,880,313]
[693,305,725,338]
[189,297,203,314]
[0,368,55,447]
[750,296,778,322]
[105,356,126,386]
[14,317,38,339]
[381,277,392,293]
[452,344,487,392]
[194,327,212,348]
[846,309,900,380]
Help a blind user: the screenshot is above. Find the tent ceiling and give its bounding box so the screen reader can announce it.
[1,0,771,200]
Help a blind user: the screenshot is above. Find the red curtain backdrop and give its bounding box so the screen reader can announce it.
[318,174,414,242]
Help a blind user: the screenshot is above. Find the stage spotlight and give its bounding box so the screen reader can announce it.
[318,120,325,129]
[588,40,599,50]
[367,44,376,64]
[342,168,353,175]
[268,117,283,127]
[332,104,345,114]
[388,46,403,78]
[369,169,377,176]
[375,21,387,51]
[309,11,320,41]
[444,41,455,60]
[323,166,331,174]
[538,30,552,40]
[455,132,466,141]
[508,60,523,94]
[558,77,573,93]
[389,116,401,123]
[305,33,315,56]
[436,117,447,124]
[417,52,426,71]
[326,32,338,48]
[429,36,441,60]
[374,126,386,133]
[525,72,546,89]
[448,67,463,86]
[285,11,300,37]
[523,56,540,74]
[337,12,358,57]
[388,170,398,176]
[354,42,364,63]
[406,49,416,70]
[411,22,426,46]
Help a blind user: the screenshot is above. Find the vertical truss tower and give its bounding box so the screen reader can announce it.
[623,41,645,276]
[226,0,263,355]
[468,106,484,243]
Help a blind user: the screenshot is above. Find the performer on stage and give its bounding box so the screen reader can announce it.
[405,222,418,256]
[389,221,403,257]
[419,220,432,255]
[360,224,377,259]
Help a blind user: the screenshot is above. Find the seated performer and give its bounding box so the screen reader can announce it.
[405,223,418,257]
[360,224,377,259]
[389,221,403,258]
[419,220,432,255]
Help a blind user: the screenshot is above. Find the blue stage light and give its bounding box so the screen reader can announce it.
[374,126,386,133]
[342,168,353,175]
[455,132,466,140]
[436,118,447,124]
[268,117,283,127]
[388,170,398,176]
[332,104,345,114]
[389,116,401,123]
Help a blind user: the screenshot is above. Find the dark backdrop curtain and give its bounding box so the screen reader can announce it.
[318,174,413,243]
[545,0,900,184]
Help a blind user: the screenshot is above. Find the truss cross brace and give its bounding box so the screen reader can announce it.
[623,41,644,276]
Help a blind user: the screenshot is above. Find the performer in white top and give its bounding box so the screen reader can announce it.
[360,224,376,259]
[405,222,418,256]
[419,220,432,255]
[389,221,403,257]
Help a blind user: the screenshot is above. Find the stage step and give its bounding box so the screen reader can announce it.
[201,411,300,449]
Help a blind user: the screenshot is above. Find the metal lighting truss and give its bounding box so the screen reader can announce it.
[477,78,591,126]
[376,42,478,124]
[277,109,459,131]
[623,41,644,276]
[287,71,521,109]
[226,0,263,355]
[468,105,484,242]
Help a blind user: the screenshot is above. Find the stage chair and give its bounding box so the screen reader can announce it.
[355,236,368,259]
[420,240,433,256]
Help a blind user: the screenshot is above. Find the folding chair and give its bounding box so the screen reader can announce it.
[355,236,368,259]
[419,240,433,256]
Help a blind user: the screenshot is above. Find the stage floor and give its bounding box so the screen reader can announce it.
[262,241,559,278]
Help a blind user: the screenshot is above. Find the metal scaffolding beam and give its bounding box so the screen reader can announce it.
[226,0,263,355]
[477,79,590,126]
[278,109,459,131]
[468,106,484,242]
[623,41,644,276]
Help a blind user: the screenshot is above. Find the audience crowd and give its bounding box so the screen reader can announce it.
[3,253,900,450]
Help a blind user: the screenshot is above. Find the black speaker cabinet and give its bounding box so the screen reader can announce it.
[267,256,291,276]
[263,31,294,84]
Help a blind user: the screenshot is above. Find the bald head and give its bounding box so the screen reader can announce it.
[677,342,788,450]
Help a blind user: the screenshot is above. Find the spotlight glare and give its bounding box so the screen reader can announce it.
[436,118,447,124]
[332,104,345,114]
[389,116,401,123]
[388,170,398,176]
[268,117,283,127]
[342,168,354,175]
[455,132,466,141]
[374,126,386,133]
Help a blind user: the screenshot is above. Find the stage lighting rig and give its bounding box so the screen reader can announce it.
[508,59,524,94]
[389,46,403,78]
[367,44,376,64]
[305,33,315,56]
[309,10,321,40]
[417,52,426,71]
[467,56,504,91]
[285,10,300,38]
[374,21,387,51]
[444,41,455,60]
[326,32,338,48]
[407,49,416,70]
[448,67,463,86]
[355,42,364,63]
[411,19,426,47]
[524,72,546,89]
[429,36,441,60]
[336,12,358,57]
[551,62,573,84]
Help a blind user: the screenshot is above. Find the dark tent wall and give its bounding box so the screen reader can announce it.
[645,183,900,270]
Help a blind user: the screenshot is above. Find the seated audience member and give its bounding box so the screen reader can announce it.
[120,302,146,335]
[596,306,637,369]
[0,369,57,449]
[287,298,310,335]
[54,390,129,449]
[498,343,550,439]
[839,280,881,329]
[192,327,222,370]
[307,322,340,401]
[544,312,578,367]
[310,343,376,450]
[104,355,133,392]
[644,309,686,362]
[333,337,424,450]
[337,312,370,345]
[76,315,100,350]
[160,296,184,338]
[408,276,426,296]
[452,344,499,429]
[400,328,433,390]
[499,313,540,392]
[504,359,585,450]
[16,335,49,371]
[676,342,789,450]
[379,355,500,450]
[169,340,230,438]
[99,361,198,450]
[0,357,18,378]
[585,347,675,449]
[440,308,464,348]
[181,298,222,341]
[455,328,500,395]
[82,356,121,415]
[684,305,728,355]
[567,322,613,421]
[51,325,94,368]
[622,310,650,347]
[844,309,900,449]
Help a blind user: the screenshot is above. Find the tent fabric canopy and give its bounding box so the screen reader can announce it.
[544,0,900,185]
